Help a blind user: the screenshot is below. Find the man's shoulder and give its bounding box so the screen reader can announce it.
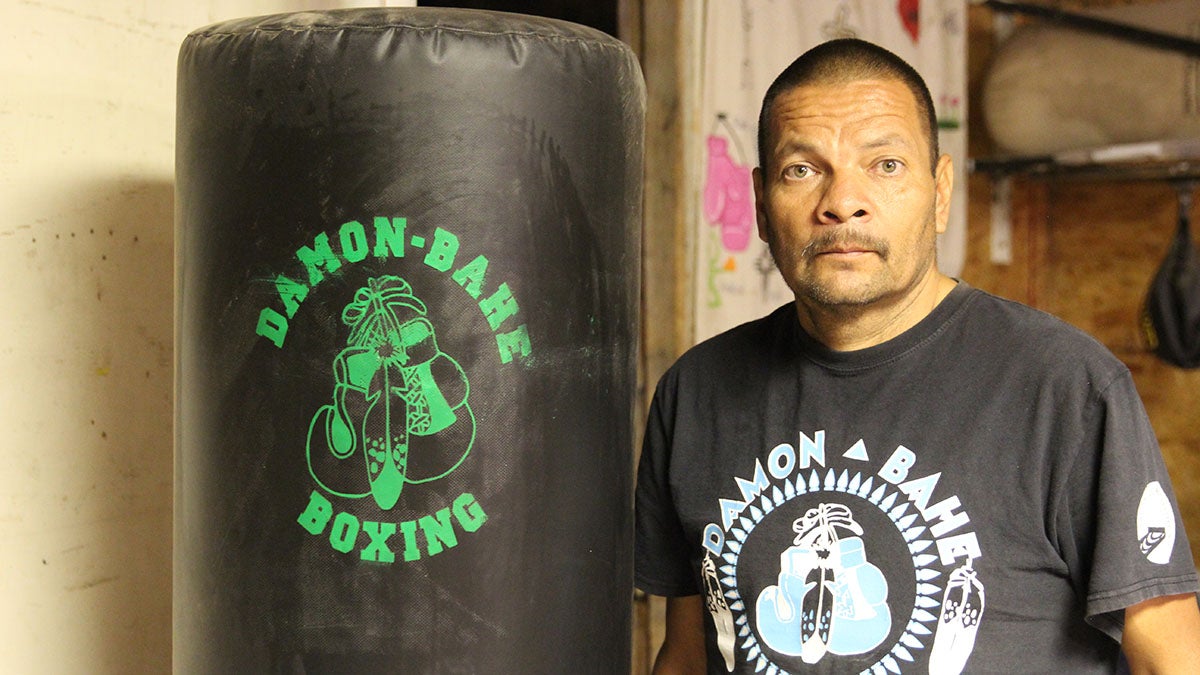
[957,285,1127,376]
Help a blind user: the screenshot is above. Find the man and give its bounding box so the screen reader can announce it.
[635,39,1200,673]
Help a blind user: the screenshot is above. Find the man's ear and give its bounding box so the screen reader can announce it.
[753,166,770,243]
[933,154,954,235]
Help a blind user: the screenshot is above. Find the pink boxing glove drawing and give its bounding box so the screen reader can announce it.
[703,117,754,253]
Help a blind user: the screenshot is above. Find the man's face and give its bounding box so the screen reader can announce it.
[753,78,952,311]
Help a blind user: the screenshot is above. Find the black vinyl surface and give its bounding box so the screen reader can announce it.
[175,9,644,673]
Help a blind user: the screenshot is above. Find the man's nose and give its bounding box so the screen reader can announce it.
[817,170,870,224]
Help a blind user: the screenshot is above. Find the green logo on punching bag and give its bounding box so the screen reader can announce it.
[306,275,475,510]
[259,217,532,563]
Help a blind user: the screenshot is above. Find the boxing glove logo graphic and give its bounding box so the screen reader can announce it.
[703,133,754,252]
[756,503,890,664]
[307,276,472,510]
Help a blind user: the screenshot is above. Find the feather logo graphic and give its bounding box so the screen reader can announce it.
[307,275,474,510]
[1137,482,1176,565]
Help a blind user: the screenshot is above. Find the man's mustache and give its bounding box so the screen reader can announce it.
[800,230,891,260]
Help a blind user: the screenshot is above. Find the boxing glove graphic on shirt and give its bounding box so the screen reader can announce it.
[306,276,473,510]
[756,503,891,664]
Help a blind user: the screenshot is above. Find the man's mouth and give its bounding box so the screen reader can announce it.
[818,247,873,255]
[802,232,889,260]
[811,245,878,260]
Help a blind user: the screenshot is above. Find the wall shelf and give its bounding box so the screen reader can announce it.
[968,141,1199,274]
[971,138,1200,184]
[971,156,1200,184]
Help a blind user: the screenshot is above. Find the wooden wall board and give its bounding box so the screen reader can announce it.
[1038,180,1181,352]
[962,173,1045,305]
[631,1,691,670]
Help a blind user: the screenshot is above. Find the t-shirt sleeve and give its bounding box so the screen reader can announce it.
[634,374,699,597]
[1059,368,1200,640]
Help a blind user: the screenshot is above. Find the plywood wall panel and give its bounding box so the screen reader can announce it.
[961,173,1045,305]
[1039,181,1181,352]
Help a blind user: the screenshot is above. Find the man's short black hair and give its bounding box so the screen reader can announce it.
[756,38,939,175]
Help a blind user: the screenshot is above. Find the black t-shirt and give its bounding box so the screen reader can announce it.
[635,283,1198,674]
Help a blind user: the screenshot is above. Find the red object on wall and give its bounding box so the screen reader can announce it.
[898,0,919,43]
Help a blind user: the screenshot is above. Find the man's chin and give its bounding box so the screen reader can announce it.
[809,290,882,309]
[791,273,884,308]
[791,289,872,310]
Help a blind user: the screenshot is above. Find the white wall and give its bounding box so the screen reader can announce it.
[0,1,408,671]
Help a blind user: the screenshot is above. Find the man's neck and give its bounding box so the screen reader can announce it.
[794,273,958,352]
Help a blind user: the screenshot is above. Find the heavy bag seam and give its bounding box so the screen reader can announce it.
[186,23,628,53]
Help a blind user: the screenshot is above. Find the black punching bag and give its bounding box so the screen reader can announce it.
[174,9,643,673]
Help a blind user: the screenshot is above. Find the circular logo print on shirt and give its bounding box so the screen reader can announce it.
[701,434,986,674]
[1136,481,1175,565]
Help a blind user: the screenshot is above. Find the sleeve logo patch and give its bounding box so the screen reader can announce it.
[1136,481,1176,565]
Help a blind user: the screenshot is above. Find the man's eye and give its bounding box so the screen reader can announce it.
[880,159,900,173]
[783,165,810,179]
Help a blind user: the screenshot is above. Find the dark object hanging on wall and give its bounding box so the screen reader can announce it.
[174,8,644,673]
[1142,182,1200,368]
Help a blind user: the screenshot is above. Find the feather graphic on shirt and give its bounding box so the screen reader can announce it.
[1137,482,1176,565]
[702,553,737,671]
[930,558,984,674]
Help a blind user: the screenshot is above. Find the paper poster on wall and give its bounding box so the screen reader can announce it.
[694,0,967,342]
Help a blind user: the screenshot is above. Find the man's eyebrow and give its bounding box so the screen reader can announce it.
[860,134,913,151]
[774,139,819,157]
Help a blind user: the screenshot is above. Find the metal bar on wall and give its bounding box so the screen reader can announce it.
[981,0,1200,57]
